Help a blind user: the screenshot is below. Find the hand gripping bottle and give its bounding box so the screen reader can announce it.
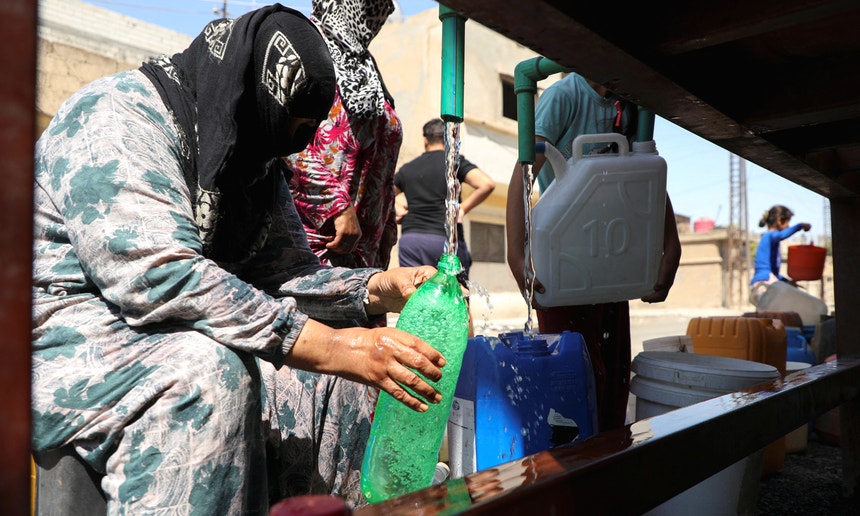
[361,253,470,503]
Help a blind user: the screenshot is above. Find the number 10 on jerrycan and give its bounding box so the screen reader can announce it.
[532,134,667,307]
[361,253,470,503]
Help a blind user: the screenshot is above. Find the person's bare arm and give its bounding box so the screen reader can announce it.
[394,185,407,224]
[641,195,682,303]
[286,319,445,412]
[287,264,443,412]
[459,168,495,221]
[323,204,362,254]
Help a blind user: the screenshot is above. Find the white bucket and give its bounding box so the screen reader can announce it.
[631,351,780,516]
[785,361,813,453]
[531,136,667,307]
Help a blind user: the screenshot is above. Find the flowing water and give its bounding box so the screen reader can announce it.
[443,121,462,257]
[521,162,537,334]
[465,280,492,334]
[441,121,501,334]
[439,121,536,335]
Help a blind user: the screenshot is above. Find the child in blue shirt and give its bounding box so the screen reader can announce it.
[750,205,811,305]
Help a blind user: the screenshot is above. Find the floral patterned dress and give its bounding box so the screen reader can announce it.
[285,89,402,269]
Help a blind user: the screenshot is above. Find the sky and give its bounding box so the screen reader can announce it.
[82,0,828,243]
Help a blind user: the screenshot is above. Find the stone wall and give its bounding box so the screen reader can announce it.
[36,0,190,132]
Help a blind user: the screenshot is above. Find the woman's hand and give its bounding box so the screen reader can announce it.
[641,282,672,303]
[323,204,362,255]
[365,266,437,314]
[289,319,446,412]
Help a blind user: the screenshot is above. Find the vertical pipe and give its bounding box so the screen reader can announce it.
[439,5,466,123]
[514,57,573,164]
[638,106,656,142]
[830,196,860,495]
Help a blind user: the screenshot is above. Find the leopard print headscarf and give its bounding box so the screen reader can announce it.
[312,0,394,118]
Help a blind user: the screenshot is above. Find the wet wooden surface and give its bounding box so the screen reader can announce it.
[355,358,860,515]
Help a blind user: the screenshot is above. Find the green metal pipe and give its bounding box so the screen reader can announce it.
[514,57,573,164]
[439,5,466,123]
[637,106,656,142]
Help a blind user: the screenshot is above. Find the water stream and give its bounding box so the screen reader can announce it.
[443,121,462,257]
[442,121,500,336]
[521,162,537,334]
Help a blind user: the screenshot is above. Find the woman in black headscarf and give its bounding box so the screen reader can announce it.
[32,5,444,512]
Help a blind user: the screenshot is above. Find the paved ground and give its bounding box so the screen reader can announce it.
[757,433,858,515]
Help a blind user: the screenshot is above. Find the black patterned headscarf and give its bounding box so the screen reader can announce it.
[140,4,336,263]
[312,0,394,118]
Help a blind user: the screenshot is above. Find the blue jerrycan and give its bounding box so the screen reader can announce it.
[447,331,598,477]
[785,327,815,364]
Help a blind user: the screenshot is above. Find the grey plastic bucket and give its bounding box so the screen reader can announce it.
[631,351,780,516]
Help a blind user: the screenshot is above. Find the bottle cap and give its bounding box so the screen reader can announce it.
[437,253,462,273]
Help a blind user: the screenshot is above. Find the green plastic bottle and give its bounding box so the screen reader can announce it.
[361,253,470,503]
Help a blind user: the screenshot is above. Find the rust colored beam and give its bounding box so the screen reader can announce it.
[0,0,36,513]
[830,196,860,496]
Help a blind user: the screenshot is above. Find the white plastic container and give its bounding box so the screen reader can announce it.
[642,335,693,353]
[756,280,828,326]
[531,135,667,307]
[630,351,780,516]
[785,361,813,453]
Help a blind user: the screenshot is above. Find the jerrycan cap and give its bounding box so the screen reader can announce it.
[499,331,552,356]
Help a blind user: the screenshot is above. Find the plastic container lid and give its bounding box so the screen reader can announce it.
[642,335,693,353]
[630,375,723,408]
[631,351,780,392]
[786,361,812,372]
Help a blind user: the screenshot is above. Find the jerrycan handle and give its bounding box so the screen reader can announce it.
[535,141,570,183]
[571,133,630,160]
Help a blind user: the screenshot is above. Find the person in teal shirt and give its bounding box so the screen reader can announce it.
[506,72,681,431]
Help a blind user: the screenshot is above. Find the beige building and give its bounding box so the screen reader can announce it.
[36,1,832,322]
[36,0,191,133]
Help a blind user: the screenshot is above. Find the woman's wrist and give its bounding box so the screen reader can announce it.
[364,272,386,314]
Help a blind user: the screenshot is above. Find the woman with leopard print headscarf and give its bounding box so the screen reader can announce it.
[31,5,444,512]
[285,0,403,284]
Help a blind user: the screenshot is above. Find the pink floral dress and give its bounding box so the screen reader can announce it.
[285,89,402,269]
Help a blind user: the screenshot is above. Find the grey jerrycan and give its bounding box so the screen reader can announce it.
[531,134,667,306]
